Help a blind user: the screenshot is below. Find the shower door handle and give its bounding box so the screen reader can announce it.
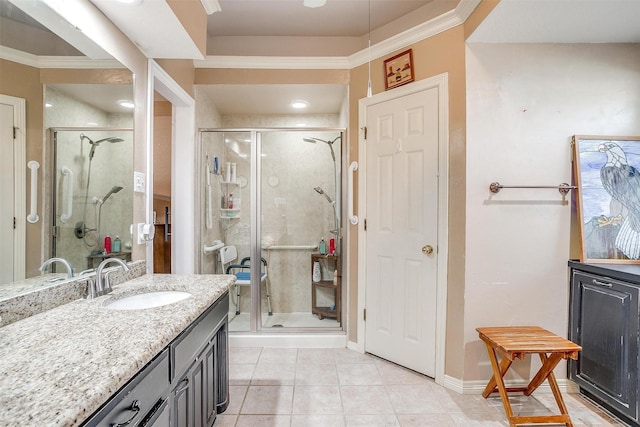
[164,206,171,241]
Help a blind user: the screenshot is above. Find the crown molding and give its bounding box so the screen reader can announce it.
[0,46,124,69]
[350,0,481,67]
[194,55,350,69]
[196,0,481,70]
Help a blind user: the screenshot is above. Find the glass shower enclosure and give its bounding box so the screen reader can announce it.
[199,128,344,333]
[50,128,133,273]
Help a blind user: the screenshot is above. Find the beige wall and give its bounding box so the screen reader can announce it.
[195,68,350,85]
[156,59,197,98]
[348,25,468,378]
[0,59,44,278]
[167,0,207,58]
[154,100,172,199]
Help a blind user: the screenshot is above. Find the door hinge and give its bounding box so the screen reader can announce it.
[364,219,367,231]
[363,308,366,321]
[13,127,17,139]
[361,126,367,140]
[13,217,16,229]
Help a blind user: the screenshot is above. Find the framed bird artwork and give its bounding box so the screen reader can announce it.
[573,135,640,263]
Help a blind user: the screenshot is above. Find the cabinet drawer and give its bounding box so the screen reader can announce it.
[172,293,228,381]
[83,349,170,427]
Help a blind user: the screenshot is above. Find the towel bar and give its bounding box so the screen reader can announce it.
[489,182,577,195]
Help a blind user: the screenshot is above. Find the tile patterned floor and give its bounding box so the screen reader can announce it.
[214,346,628,427]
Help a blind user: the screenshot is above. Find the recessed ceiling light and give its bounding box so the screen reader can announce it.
[303,0,326,8]
[116,0,143,5]
[87,122,99,126]
[45,103,52,108]
[118,100,134,109]
[296,123,307,127]
[291,100,309,109]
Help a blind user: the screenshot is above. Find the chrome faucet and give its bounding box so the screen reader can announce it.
[93,258,130,298]
[39,257,74,279]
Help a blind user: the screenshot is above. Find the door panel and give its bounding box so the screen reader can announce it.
[0,103,15,285]
[365,87,439,377]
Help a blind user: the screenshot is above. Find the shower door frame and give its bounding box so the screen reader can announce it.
[47,127,134,264]
[197,127,346,334]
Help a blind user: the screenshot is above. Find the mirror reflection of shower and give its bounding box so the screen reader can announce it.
[305,135,341,238]
[73,133,125,252]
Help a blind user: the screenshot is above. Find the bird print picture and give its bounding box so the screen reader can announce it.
[573,135,640,262]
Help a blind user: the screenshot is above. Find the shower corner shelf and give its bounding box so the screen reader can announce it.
[220,181,240,219]
[220,208,240,219]
[310,253,341,322]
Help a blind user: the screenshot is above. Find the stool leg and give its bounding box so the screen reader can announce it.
[264,279,273,316]
[235,284,241,315]
[538,353,573,427]
[484,342,516,426]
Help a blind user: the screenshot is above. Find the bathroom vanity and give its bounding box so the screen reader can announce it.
[0,273,233,426]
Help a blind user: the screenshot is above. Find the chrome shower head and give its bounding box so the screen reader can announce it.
[101,186,123,203]
[81,134,125,160]
[304,135,340,162]
[95,137,124,144]
[303,136,341,146]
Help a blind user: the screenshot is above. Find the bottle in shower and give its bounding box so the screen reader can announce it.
[319,238,326,255]
[113,235,121,253]
[104,235,112,253]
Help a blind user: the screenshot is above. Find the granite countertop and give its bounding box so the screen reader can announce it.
[0,273,234,426]
[0,274,69,298]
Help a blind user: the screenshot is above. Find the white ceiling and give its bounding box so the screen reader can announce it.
[47,84,134,114]
[468,0,640,43]
[197,84,347,115]
[3,0,640,116]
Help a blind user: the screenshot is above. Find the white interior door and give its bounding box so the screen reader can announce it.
[0,102,15,285]
[364,86,440,377]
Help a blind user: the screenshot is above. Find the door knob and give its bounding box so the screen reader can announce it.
[422,245,433,255]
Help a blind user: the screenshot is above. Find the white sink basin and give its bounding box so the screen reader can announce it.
[105,291,192,310]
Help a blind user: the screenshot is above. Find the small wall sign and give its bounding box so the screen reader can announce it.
[384,49,415,90]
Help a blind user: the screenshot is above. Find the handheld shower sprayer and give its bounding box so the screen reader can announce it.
[314,186,334,204]
[99,186,123,204]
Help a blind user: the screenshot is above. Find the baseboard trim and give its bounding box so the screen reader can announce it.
[230,333,347,348]
[443,375,580,395]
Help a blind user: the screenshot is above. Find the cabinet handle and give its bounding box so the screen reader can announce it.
[111,400,140,427]
[592,279,613,288]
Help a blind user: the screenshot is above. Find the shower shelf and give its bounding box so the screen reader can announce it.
[220,208,240,219]
[220,181,240,218]
[311,254,341,322]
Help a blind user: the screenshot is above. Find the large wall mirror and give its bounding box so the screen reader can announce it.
[0,0,134,297]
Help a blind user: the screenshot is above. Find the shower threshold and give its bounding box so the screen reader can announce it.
[229,312,340,331]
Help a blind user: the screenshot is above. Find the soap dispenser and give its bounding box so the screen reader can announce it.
[319,238,326,255]
[113,235,121,253]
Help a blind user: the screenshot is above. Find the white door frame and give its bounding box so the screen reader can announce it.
[146,60,196,274]
[356,74,449,385]
[0,94,26,281]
